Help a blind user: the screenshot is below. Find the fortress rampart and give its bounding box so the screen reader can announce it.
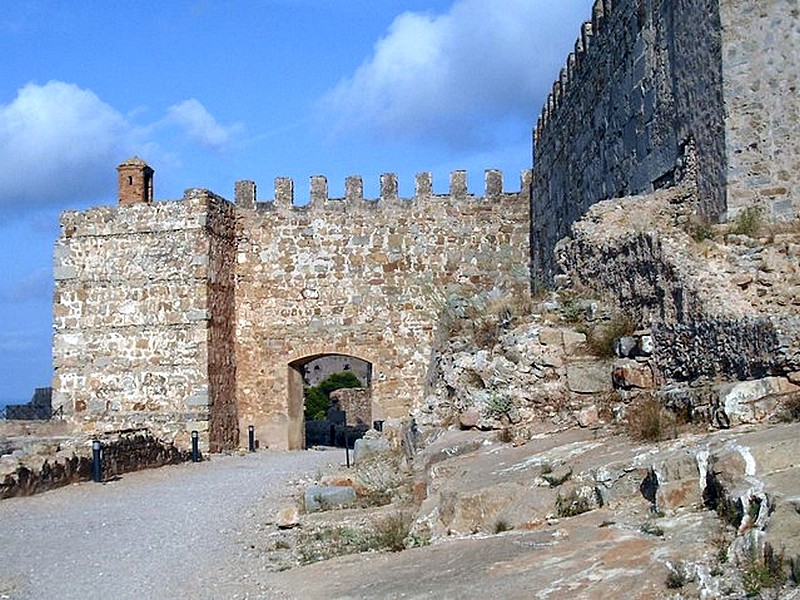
[53,169,531,451]
[532,0,799,285]
[233,169,524,209]
[52,0,798,452]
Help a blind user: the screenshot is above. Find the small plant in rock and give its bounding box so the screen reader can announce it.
[542,467,573,488]
[598,520,615,528]
[741,539,786,597]
[625,394,677,442]
[640,521,664,537]
[687,219,715,242]
[731,205,764,237]
[561,298,586,324]
[372,512,414,553]
[665,562,688,589]
[555,489,591,518]
[493,519,512,534]
[484,393,514,420]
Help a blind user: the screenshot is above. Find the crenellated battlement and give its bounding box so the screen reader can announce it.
[234,169,531,211]
[53,0,798,453]
[534,0,615,148]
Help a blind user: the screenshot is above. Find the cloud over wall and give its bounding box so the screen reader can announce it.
[0,81,128,210]
[319,0,591,148]
[0,82,242,214]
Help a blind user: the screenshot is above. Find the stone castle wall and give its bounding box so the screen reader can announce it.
[233,170,531,450]
[532,0,799,286]
[53,170,531,451]
[53,190,237,452]
[720,0,800,219]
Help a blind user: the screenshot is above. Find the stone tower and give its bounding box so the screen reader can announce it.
[117,157,154,206]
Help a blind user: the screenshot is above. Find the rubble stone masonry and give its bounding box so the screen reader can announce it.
[53,170,531,451]
[53,190,238,452]
[532,0,799,286]
[52,0,798,453]
[234,171,531,449]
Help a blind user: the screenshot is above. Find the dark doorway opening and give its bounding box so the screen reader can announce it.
[288,354,373,449]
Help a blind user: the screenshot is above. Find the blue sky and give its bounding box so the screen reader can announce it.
[0,0,592,406]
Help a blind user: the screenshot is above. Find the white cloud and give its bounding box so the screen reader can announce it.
[0,82,241,213]
[0,81,128,209]
[319,0,592,147]
[165,99,242,151]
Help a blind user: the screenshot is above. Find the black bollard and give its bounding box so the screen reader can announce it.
[191,430,200,462]
[92,440,103,483]
[248,425,255,452]
[344,429,350,468]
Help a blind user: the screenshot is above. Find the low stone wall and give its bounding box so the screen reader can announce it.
[653,317,800,382]
[0,431,192,500]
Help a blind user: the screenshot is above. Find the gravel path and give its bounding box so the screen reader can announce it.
[0,449,345,600]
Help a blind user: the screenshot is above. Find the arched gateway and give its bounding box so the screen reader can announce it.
[52,163,531,451]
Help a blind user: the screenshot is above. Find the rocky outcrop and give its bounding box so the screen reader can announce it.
[556,189,800,389]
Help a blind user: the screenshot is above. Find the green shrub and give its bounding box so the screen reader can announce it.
[731,206,764,237]
[304,371,363,420]
[640,521,664,537]
[493,519,512,534]
[484,393,514,420]
[688,219,715,242]
[741,539,786,597]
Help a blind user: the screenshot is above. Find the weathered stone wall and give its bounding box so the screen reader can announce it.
[532,0,799,286]
[54,170,530,452]
[234,170,531,450]
[557,183,800,384]
[329,387,372,427]
[204,194,239,452]
[653,317,800,382]
[720,0,800,220]
[0,431,192,500]
[53,190,237,452]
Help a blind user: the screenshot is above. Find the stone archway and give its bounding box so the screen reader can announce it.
[287,353,374,449]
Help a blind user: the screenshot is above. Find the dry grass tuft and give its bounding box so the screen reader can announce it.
[625,394,679,442]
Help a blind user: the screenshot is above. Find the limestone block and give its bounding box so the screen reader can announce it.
[562,330,587,355]
[538,328,563,346]
[719,377,800,425]
[566,361,612,394]
[304,485,357,512]
[575,405,600,428]
[353,437,390,465]
[459,409,481,430]
[638,335,654,356]
[276,505,300,529]
[613,336,638,358]
[612,359,655,390]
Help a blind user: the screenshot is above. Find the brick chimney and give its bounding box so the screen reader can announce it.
[117,157,154,206]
